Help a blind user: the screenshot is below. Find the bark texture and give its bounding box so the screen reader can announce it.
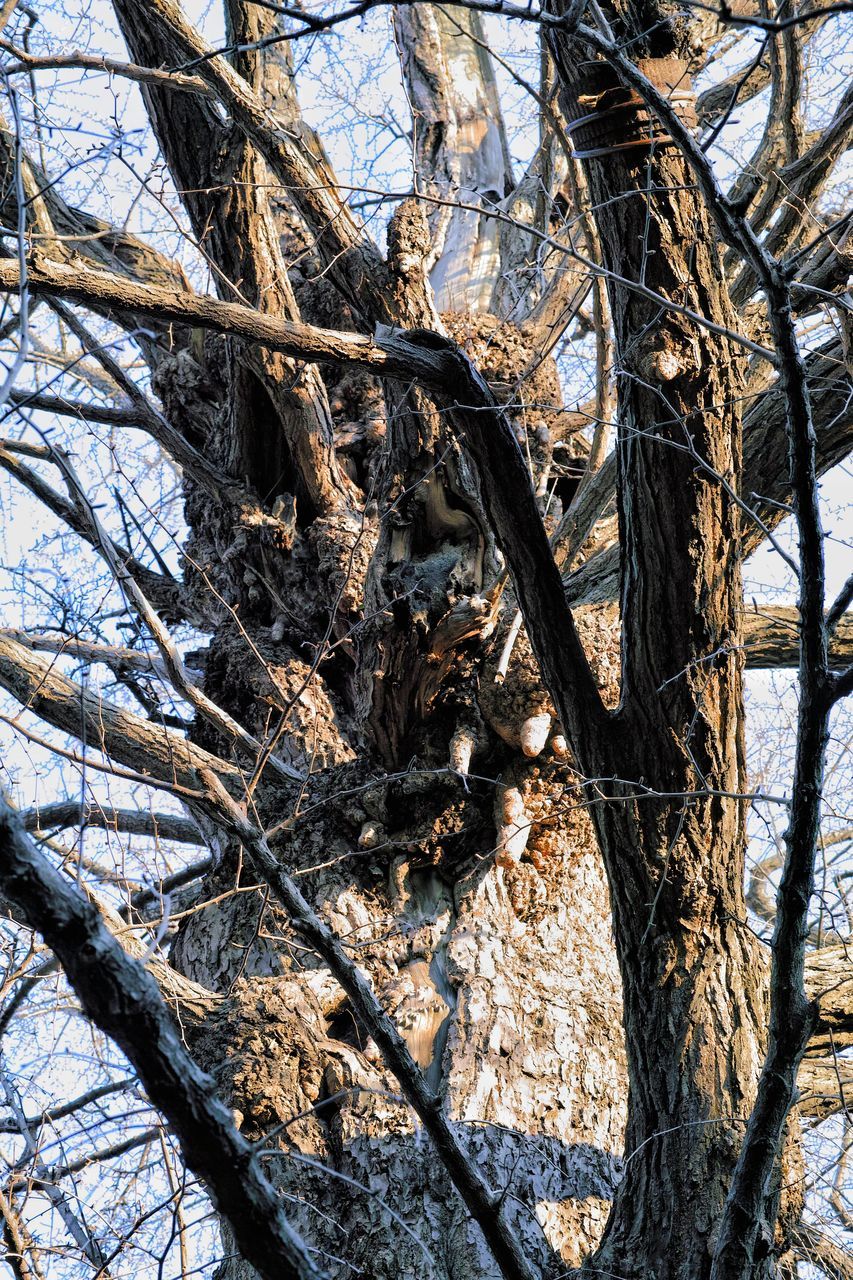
[0,2,850,1278]
[545,10,797,1275]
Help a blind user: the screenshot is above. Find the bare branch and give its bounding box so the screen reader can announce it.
[0,1077,136,1134]
[22,800,202,845]
[0,797,326,1280]
[793,1222,853,1280]
[117,0,389,319]
[0,46,213,96]
[0,632,239,794]
[5,387,152,427]
[0,446,189,623]
[804,943,853,1054]
[0,628,200,683]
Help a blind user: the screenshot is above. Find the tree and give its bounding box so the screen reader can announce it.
[0,0,850,1276]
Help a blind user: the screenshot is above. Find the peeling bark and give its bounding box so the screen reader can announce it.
[394,6,513,312]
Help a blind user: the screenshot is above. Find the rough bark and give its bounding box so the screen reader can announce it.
[543,12,791,1276]
[0,3,850,1279]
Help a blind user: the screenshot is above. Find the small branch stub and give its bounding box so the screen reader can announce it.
[520,712,553,758]
[449,724,477,777]
[358,820,385,850]
[496,786,531,866]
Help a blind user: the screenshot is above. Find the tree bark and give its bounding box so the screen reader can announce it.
[543,14,794,1276]
[0,2,849,1277]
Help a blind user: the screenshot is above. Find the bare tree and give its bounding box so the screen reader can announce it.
[0,0,851,1277]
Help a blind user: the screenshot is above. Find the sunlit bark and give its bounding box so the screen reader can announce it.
[0,1,849,1277]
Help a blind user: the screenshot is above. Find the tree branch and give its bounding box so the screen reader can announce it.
[0,627,201,683]
[0,797,325,1280]
[741,607,853,670]
[804,942,853,1054]
[118,0,389,320]
[0,46,213,96]
[5,387,152,427]
[0,632,239,794]
[0,1077,135,1135]
[793,1222,853,1280]
[22,800,202,845]
[0,446,190,624]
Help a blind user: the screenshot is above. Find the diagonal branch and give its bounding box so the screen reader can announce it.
[5,387,152,428]
[112,0,354,514]
[379,326,610,745]
[0,632,239,794]
[0,797,325,1280]
[0,445,190,624]
[0,628,202,684]
[117,0,390,320]
[0,46,213,96]
[0,256,394,374]
[22,801,202,846]
[45,444,304,783]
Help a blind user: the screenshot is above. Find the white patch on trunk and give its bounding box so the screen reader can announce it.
[520,712,553,758]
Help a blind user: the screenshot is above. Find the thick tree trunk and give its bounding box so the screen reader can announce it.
[185,732,628,1279]
[100,10,630,1276]
[3,1,842,1275]
[541,18,803,1277]
[165,280,629,1280]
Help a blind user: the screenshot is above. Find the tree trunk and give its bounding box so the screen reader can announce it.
[106,7,629,1276]
[543,16,802,1276]
[4,0,849,1275]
